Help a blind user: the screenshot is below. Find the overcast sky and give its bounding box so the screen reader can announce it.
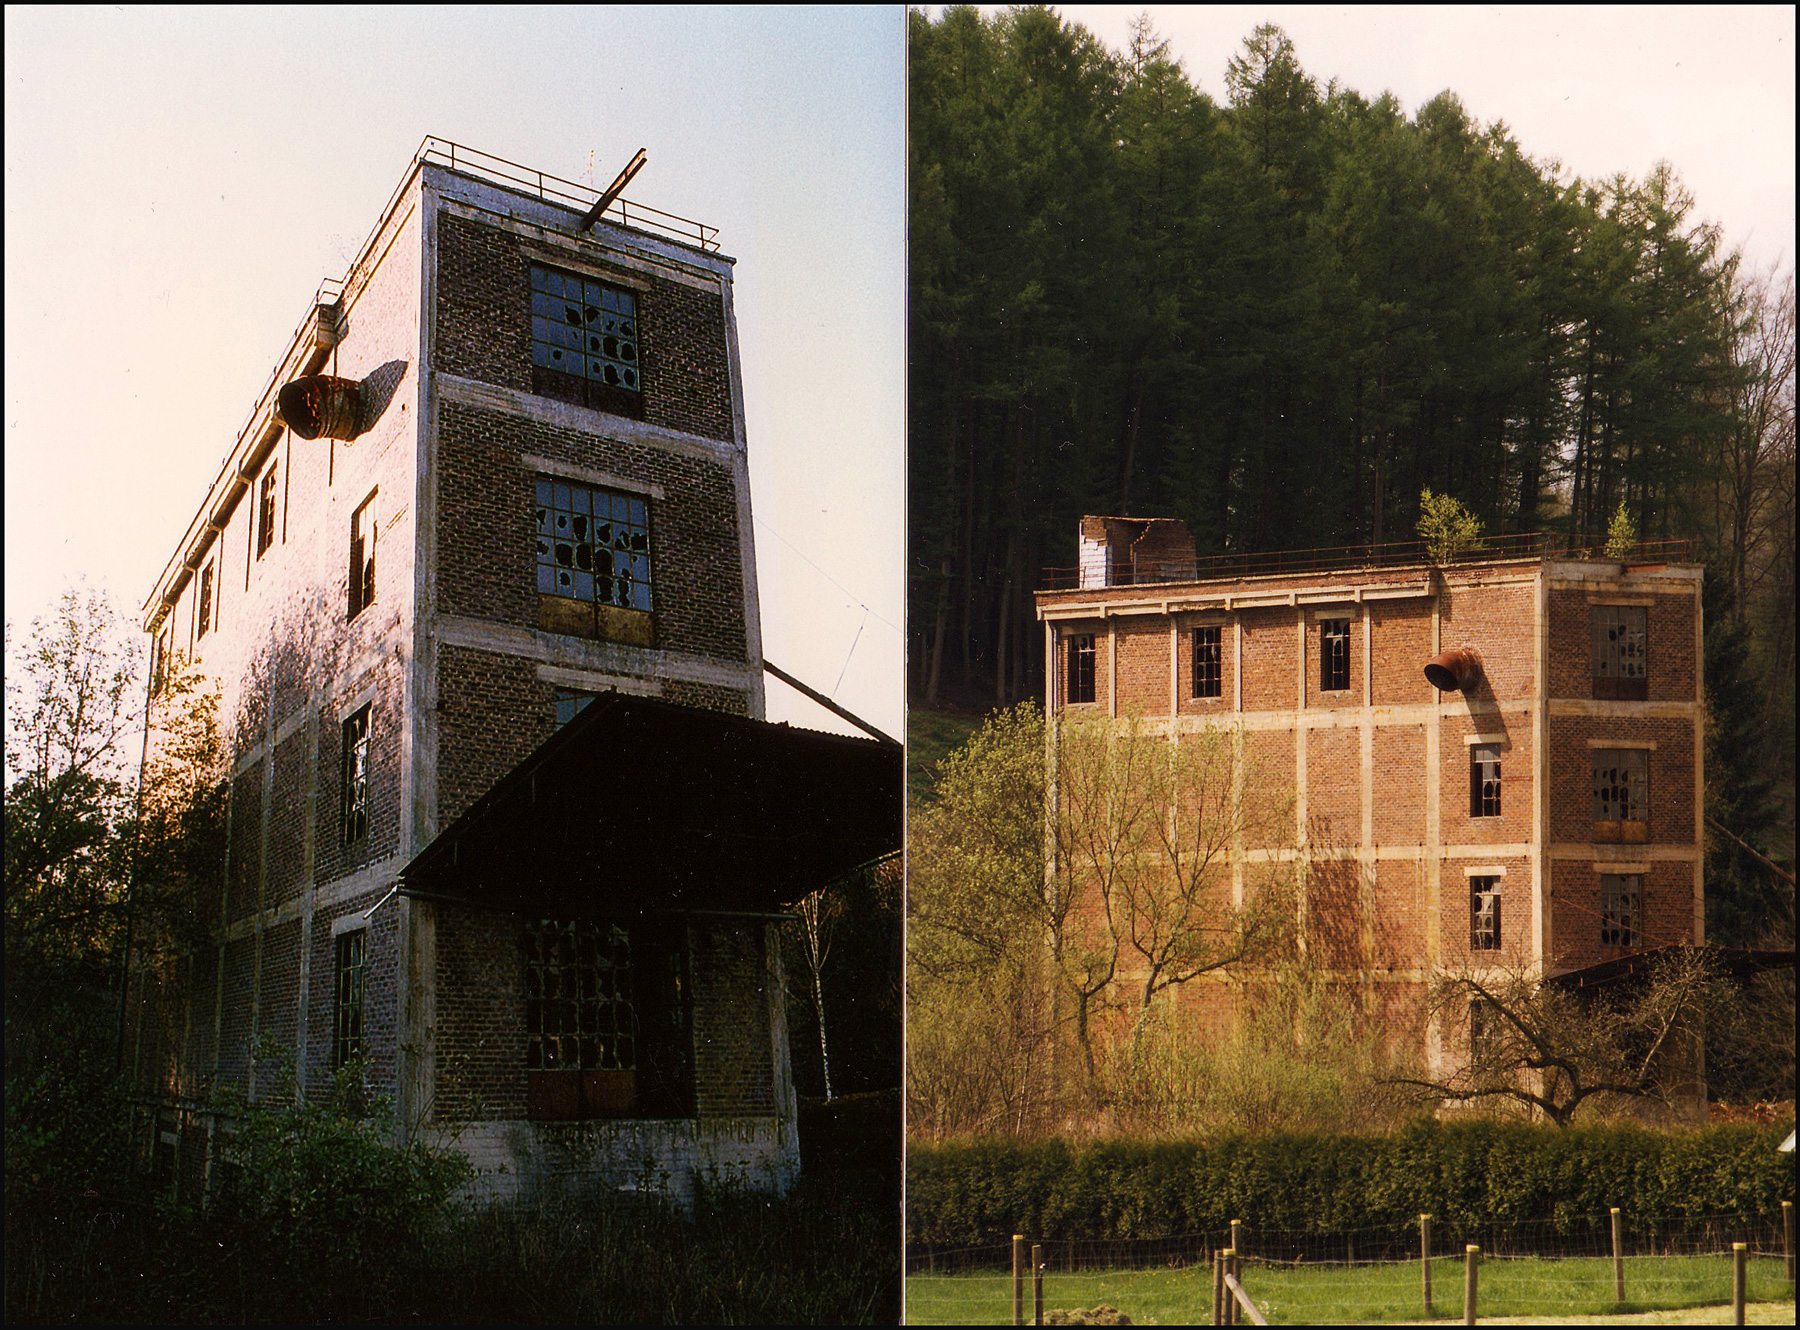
[4,7,904,739]
[1060,5,1795,274]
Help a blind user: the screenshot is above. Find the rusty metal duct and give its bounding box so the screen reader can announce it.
[1424,646,1483,692]
[277,375,366,441]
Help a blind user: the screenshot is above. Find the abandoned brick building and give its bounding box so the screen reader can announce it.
[1036,515,1704,1091]
[125,140,899,1201]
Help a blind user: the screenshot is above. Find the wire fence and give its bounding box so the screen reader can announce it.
[906,1208,1797,1325]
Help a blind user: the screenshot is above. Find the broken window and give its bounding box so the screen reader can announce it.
[1601,874,1640,948]
[1592,748,1649,828]
[1320,618,1350,692]
[333,929,366,1068]
[348,493,376,620]
[553,688,598,728]
[1592,606,1648,700]
[1067,633,1096,704]
[522,919,694,1120]
[197,561,215,638]
[341,706,371,845]
[1469,876,1502,950]
[1192,625,1222,699]
[1470,744,1502,818]
[535,479,653,613]
[1469,998,1501,1062]
[256,461,279,558]
[530,264,641,413]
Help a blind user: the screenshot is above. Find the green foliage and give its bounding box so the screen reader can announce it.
[1416,487,1485,563]
[1607,497,1640,556]
[905,1121,1796,1247]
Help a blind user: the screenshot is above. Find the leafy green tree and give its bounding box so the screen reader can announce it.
[1416,486,1483,562]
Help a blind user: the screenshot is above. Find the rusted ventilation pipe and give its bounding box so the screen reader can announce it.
[277,375,366,441]
[1424,646,1482,692]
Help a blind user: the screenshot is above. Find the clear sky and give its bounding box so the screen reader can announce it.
[4,7,904,740]
[1059,5,1795,275]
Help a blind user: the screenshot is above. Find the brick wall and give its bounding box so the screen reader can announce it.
[1546,716,1695,844]
[1239,608,1295,711]
[1370,601,1434,707]
[1114,618,1170,716]
[1440,580,1536,700]
[692,923,775,1116]
[1440,854,1533,967]
[1439,710,1534,847]
[1550,859,1696,968]
[433,904,528,1121]
[1373,861,1425,969]
[1305,726,1360,844]
[436,644,555,827]
[436,400,748,662]
[1546,588,1698,701]
[1372,726,1427,845]
[435,214,735,443]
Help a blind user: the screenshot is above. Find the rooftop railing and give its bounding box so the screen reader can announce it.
[1038,532,1694,592]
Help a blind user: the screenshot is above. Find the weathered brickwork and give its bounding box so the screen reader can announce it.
[435,213,735,443]
[435,644,555,827]
[135,154,798,1202]
[1369,602,1434,707]
[1239,608,1296,711]
[1037,549,1705,1079]
[692,924,775,1116]
[437,401,748,661]
[1113,618,1171,717]
[1371,726,1427,845]
[432,904,528,1121]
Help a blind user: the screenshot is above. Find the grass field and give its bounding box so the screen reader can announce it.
[904,1255,1796,1325]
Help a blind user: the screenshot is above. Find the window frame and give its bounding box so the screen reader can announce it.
[534,477,654,616]
[1469,875,1502,951]
[256,461,279,560]
[1600,873,1641,948]
[341,705,371,846]
[522,917,694,1121]
[1320,617,1351,693]
[1469,744,1502,819]
[197,560,215,639]
[1192,625,1223,699]
[1067,633,1097,705]
[333,928,367,1069]
[529,262,644,416]
[1592,747,1650,840]
[1591,605,1649,700]
[347,492,376,621]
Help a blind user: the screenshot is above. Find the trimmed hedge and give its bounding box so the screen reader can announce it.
[905,1121,1796,1246]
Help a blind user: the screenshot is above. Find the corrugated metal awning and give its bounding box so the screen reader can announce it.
[399,693,901,917]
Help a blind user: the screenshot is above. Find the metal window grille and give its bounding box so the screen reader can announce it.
[348,495,376,619]
[1469,877,1502,950]
[1592,606,1648,698]
[1193,626,1222,698]
[1470,744,1502,818]
[1067,633,1096,704]
[530,265,639,392]
[333,929,366,1068]
[535,478,653,612]
[1592,748,1649,823]
[1601,873,1641,948]
[341,706,371,844]
[1320,618,1350,691]
[256,463,278,558]
[198,562,214,637]
[524,919,636,1072]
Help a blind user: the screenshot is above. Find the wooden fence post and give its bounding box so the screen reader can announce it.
[1464,1244,1479,1326]
[1226,1248,1240,1327]
[1032,1243,1043,1327]
[1732,1242,1746,1325]
[1212,1249,1225,1327]
[1784,1199,1794,1286]
[1012,1234,1024,1327]
[1421,1213,1433,1317]
[1611,1206,1625,1303]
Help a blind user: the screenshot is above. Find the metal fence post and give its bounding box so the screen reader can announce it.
[1012,1234,1025,1327]
[1464,1244,1479,1326]
[1611,1206,1625,1303]
[1033,1243,1044,1327]
[1421,1213,1433,1317]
